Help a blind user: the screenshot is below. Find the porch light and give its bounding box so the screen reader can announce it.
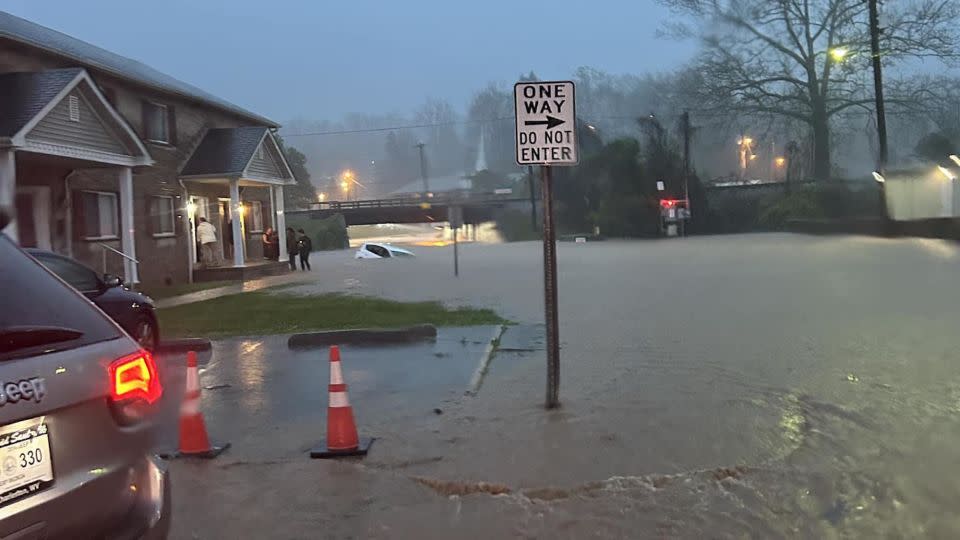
[186,201,197,216]
[237,204,246,216]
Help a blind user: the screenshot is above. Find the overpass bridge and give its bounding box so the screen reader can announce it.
[287,194,530,226]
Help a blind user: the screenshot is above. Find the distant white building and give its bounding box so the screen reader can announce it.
[389,174,472,198]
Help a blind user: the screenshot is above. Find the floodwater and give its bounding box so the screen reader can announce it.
[167,235,960,538]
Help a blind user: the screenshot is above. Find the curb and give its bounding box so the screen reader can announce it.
[287,324,438,348]
[466,325,506,396]
[156,338,212,354]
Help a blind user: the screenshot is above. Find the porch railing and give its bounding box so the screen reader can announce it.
[97,242,138,275]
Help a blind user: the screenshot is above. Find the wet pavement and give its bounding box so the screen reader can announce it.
[157,235,960,538]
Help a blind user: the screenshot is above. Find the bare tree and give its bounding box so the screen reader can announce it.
[659,0,960,180]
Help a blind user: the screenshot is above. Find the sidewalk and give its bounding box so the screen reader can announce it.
[155,265,317,309]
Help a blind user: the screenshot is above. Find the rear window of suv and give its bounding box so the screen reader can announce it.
[0,236,121,360]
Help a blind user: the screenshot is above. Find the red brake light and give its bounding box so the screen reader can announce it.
[109,351,162,404]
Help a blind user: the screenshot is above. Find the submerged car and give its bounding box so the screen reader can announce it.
[0,232,170,539]
[355,242,415,259]
[25,249,159,352]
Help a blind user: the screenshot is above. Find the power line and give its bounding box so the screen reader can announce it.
[282,117,514,137]
[282,108,927,139]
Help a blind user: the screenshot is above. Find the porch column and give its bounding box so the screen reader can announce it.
[0,149,17,242]
[269,185,278,231]
[230,179,245,267]
[275,185,288,262]
[119,167,139,284]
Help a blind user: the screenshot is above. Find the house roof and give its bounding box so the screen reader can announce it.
[181,126,269,176]
[0,68,81,137]
[0,11,277,127]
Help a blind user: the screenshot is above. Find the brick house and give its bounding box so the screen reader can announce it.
[0,11,295,286]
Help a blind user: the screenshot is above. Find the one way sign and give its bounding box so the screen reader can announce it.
[514,81,578,166]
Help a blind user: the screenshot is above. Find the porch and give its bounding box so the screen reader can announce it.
[180,126,296,281]
[0,68,152,282]
[192,259,290,282]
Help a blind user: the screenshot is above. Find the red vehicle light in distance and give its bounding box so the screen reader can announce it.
[659,199,682,208]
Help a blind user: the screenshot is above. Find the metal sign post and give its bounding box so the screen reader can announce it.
[449,205,463,278]
[514,81,578,409]
[540,165,560,408]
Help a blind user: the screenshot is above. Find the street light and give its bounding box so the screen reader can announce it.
[830,47,849,62]
[318,192,326,202]
[774,157,786,168]
[872,171,886,183]
[937,165,956,181]
[950,155,960,168]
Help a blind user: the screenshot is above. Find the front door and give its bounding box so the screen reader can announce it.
[14,186,51,250]
[188,196,209,264]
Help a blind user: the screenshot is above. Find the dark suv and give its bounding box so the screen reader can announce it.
[0,233,171,538]
[25,249,159,352]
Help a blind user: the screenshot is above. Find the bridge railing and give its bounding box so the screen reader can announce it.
[308,191,518,211]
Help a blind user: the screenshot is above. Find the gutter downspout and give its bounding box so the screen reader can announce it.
[64,170,79,258]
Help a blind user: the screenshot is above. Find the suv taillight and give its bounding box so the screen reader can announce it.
[108,350,162,424]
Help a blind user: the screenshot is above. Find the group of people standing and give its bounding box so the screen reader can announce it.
[264,227,312,271]
[195,216,312,271]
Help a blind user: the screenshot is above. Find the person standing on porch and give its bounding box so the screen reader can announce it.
[197,217,220,267]
[262,228,278,260]
[297,229,312,271]
[286,227,298,271]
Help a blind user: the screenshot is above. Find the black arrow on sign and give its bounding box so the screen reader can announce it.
[524,115,565,129]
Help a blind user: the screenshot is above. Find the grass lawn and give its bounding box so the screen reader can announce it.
[140,280,234,301]
[157,291,507,338]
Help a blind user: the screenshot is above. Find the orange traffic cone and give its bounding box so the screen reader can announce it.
[311,346,373,459]
[175,351,229,458]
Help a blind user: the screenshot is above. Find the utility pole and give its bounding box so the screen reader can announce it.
[681,110,691,237]
[415,141,429,194]
[868,0,888,172]
[528,165,537,232]
[868,0,890,228]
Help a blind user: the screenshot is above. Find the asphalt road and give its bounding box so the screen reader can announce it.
[166,234,960,538]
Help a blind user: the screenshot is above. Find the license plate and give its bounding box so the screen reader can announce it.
[0,418,53,507]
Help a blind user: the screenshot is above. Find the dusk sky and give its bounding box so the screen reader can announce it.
[4,0,697,125]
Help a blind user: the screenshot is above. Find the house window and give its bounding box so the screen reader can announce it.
[80,191,118,240]
[143,101,169,143]
[150,196,176,237]
[68,95,80,122]
[245,201,264,233]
